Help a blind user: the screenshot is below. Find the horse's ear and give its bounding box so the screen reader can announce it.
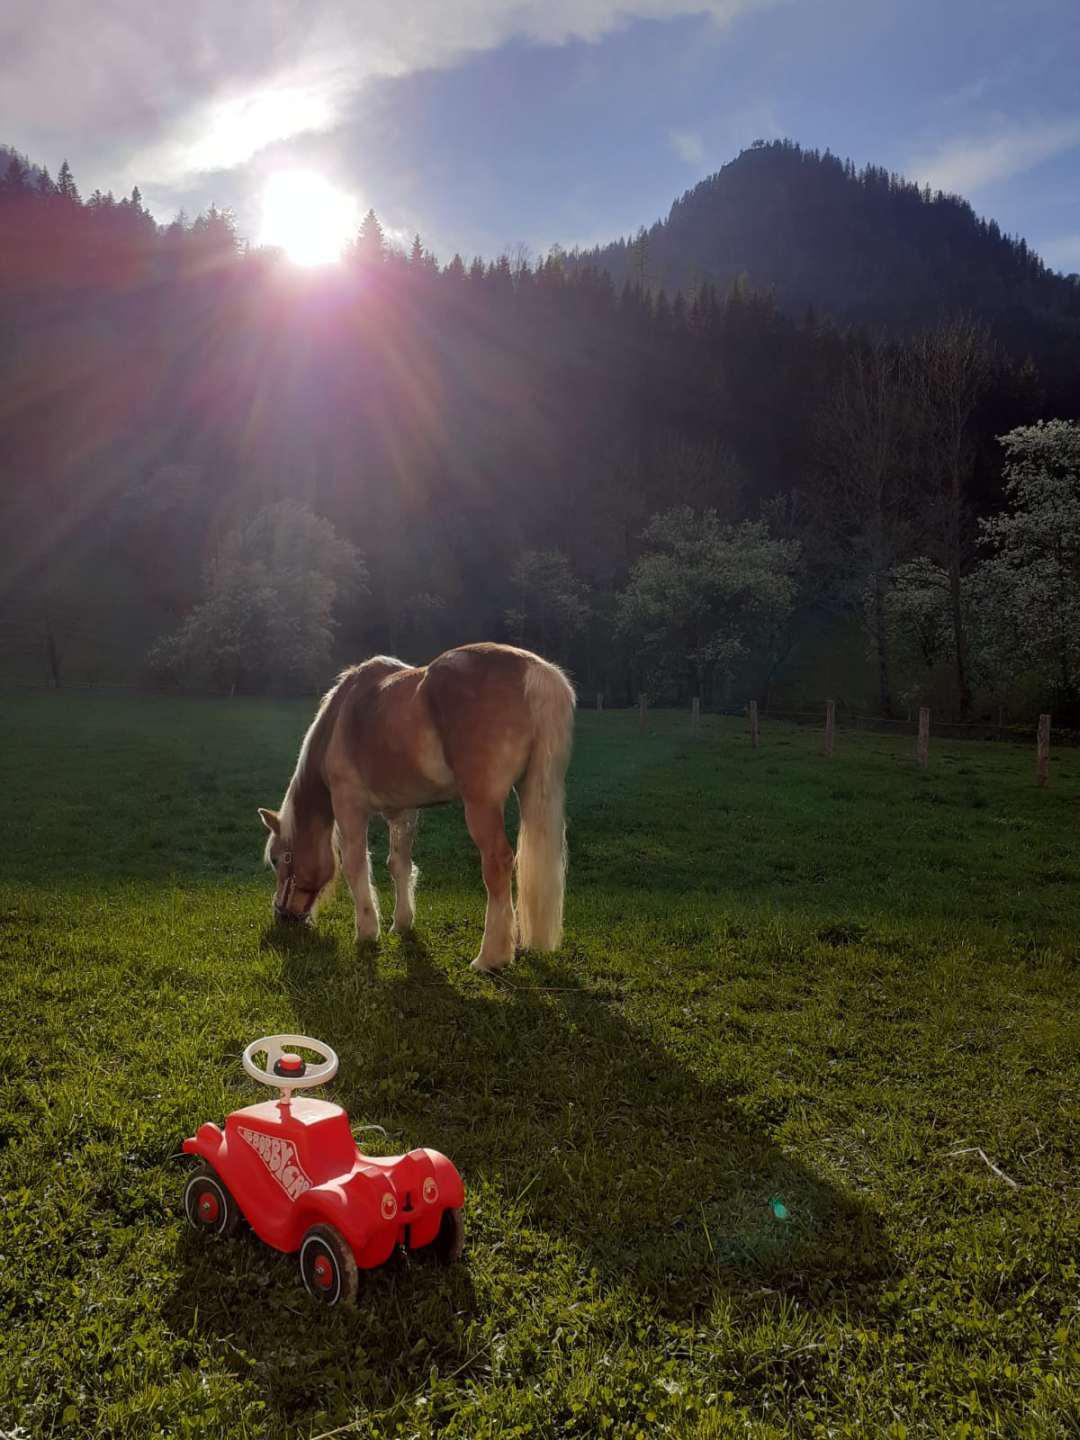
[258,807,281,836]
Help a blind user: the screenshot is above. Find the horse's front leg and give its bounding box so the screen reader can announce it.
[336,807,381,942]
[463,797,515,973]
[387,810,419,933]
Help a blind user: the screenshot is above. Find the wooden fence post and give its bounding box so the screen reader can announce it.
[639,693,647,732]
[824,700,835,757]
[691,696,700,733]
[44,623,61,689]
[916,707,930,769]
[1036,713,1051,787]
[596,692,603,711]
[749,699,760,749]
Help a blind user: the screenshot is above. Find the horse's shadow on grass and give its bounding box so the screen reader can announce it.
[282,922,892,1318]
[167,921,893,1423]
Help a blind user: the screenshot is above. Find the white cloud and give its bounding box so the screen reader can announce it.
[910,117,1080,196]
[162,82,340,178]
[0,0,782,187]
[666,101,781,178]
[670,129,707,167]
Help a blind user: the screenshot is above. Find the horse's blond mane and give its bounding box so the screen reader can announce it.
[278,675,349,841]
[279,658,410,842]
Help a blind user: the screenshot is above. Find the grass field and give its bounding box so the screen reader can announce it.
[2,694,1079,1439]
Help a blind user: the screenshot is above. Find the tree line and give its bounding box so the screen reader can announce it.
[0,150,1073,717]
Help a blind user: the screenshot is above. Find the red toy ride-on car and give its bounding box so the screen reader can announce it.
[183,1034,465,1305]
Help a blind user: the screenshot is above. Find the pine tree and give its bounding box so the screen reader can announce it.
[190,205,238,260]
[356,208,386,266]
[56,160,81,204]
[631,226,649,290]
[492,253,515,304]
[0,151,31,202]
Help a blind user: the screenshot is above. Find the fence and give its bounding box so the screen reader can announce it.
[0,659,1067,786]
[593,690,1066,787]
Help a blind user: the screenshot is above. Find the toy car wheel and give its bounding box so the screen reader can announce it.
[431,1207,465,1264]
[184,1163,241,1239]
[300,1224,358,1306]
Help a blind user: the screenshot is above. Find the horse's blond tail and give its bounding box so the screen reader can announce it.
[516,657,576,952]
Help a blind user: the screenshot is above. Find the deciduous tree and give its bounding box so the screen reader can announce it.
[149,502,366,694]
[617,508,799,701]
[505,550,590,664]
[974,420,1080,706]
[815,337,917,715]
[910,318,995,716]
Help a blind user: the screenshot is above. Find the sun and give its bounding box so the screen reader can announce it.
[258,171,359,267]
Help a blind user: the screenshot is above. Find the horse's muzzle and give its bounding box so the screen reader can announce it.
[273,903,310,925]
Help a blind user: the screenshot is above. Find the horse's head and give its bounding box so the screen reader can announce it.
[258,806,337,924]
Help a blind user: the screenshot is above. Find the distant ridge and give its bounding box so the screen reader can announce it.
[577,139,1080,341]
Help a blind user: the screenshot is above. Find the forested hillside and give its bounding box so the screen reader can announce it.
[0,143,1074,716]
[581,139,1080,406]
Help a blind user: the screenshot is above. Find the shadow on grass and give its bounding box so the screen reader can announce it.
[288,924,890,1316]
[167,920,894,1425]
[167,1215,480,1424]
[165,923,484,1421]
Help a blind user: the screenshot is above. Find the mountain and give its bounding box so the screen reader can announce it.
[578,139,1080,367]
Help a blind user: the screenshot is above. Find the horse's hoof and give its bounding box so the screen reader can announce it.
[470,955,510,975]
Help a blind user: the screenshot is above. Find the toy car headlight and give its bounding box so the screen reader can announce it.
[422,1178,439,1205]
[380,1193,397,1221]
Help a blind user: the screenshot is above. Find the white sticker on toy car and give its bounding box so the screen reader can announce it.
[237,1126,313,1201]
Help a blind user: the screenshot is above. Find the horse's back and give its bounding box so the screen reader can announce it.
[323,658,446,806]
[326,644,572,807]
[336,655,413,695]
[423,644,543,727]
[421,644,572,799]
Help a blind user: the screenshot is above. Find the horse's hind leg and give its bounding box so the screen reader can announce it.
[387,810,419,933]
[463,797,516,973]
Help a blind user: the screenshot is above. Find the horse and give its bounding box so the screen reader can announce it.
[258,642,576,973]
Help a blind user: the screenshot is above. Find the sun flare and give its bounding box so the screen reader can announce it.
[258,171,359,267]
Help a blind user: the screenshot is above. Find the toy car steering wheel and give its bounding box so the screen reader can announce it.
[242,1035,339,1094]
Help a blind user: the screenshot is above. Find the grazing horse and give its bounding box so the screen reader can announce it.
[258,643,575,973]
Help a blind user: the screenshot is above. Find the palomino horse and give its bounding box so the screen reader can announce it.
[258,643,575,972]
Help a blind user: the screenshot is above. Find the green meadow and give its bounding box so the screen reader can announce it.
[1,694,1078,1438]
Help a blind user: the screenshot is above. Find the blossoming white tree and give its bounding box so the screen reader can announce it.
[975,420,1080,705]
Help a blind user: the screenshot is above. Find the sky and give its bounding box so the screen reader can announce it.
[2,0,1080,272]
